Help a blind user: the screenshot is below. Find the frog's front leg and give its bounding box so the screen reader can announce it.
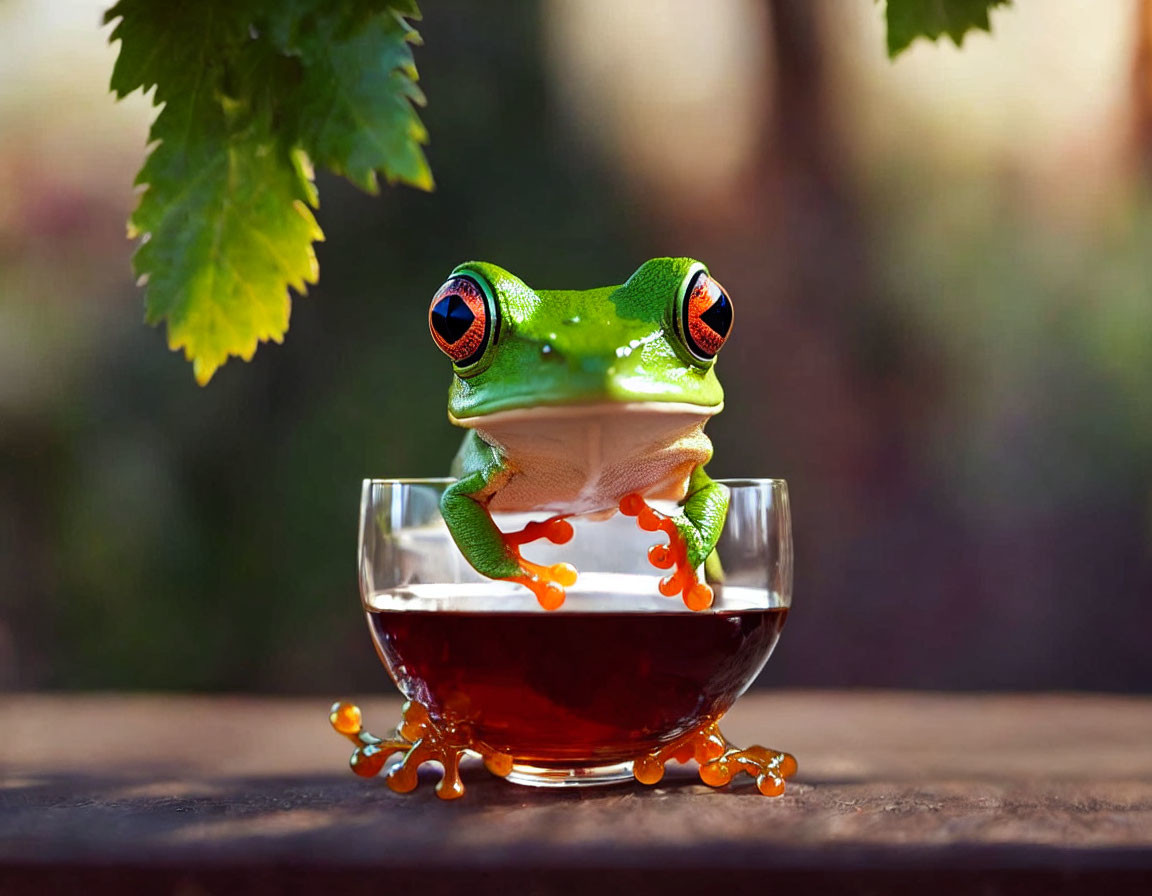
[620,465,728,611]
[442,433,577,610]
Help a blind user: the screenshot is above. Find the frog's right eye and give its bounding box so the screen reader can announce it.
[429,275,493,366]
[680,269,733,362]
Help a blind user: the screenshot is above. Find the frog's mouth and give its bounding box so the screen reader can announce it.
[448,400,723,428]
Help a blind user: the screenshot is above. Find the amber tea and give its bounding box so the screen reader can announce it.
[366,575,787,764]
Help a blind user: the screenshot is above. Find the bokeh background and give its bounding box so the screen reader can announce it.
[2,0,1150,694]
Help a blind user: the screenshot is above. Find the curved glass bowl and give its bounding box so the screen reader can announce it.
[358,478,792,787]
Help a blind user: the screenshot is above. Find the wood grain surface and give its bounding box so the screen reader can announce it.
[2,691,1151,894]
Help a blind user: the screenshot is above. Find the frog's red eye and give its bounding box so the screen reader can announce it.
[429,275,492,366]
[681,271,733,361]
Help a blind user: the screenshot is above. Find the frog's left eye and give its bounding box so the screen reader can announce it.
[429,275,493,366]
[681,270,733,361]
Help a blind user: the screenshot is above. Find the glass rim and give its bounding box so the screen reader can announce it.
[361,477,788,488]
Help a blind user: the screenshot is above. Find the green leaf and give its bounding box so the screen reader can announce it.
[885,0,1010,58]
[133,103,322,385]
[105,2,430,383]
[104,0,252,102]
[266,3,433,192]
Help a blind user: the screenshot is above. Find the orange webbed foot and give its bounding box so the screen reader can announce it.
[633,721,797,796]
[619,493,714,611]
[502,516,578,610]
[698,743,799,796]
[330,700,512,800]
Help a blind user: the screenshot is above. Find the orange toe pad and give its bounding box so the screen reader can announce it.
[502,516,577,610]
[619,493,713,611]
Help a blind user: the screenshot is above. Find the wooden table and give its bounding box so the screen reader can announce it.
[2,692,1151,893]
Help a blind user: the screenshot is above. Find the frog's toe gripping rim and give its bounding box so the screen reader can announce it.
[500,516,578,610]
[632,720,797,797]
[619,493,714,611]
[329,700,513,800]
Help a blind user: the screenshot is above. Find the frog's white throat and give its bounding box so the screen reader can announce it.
[448,400,722,428]
[453,401,722,516]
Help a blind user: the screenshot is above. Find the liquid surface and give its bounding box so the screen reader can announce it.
[367,579,787,763]
[364,573,785,614]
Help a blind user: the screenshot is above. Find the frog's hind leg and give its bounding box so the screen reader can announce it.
[619,466,729,611]
[632,720,797,797]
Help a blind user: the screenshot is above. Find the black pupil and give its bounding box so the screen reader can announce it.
[699,291,732,338]
[431,293,475,345]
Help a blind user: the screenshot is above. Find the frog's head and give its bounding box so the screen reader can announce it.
[429,258,733,424]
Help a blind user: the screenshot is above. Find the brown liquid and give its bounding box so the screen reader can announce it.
[367,607,787,764]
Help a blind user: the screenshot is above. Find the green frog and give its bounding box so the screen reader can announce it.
[428,257,734,611]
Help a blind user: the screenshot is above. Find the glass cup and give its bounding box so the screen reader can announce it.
[353,478,792,790]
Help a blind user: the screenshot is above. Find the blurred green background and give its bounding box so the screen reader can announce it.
[1,0,1150,693]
